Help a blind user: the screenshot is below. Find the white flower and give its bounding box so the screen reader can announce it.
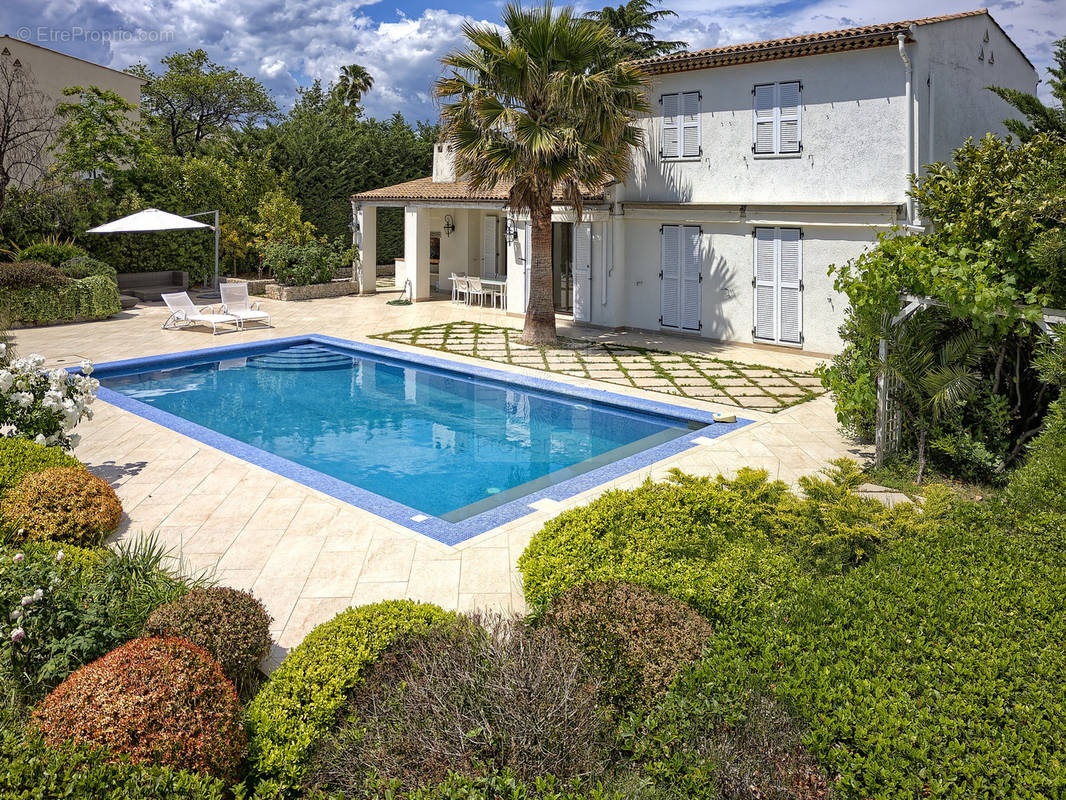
[32,589,43,602]
[9,609,22,622]
[67,434,80,448]
[34,434,47,446]
[10,628,25,644]
[20,595,33,607]
[12,553,23,563]
[13,392,33,408]
[55,550,65,563]
[80,360,94,376]
[0,370,12,392]
[0,342,6,357]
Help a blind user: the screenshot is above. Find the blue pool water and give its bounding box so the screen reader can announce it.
[101,342,698,521]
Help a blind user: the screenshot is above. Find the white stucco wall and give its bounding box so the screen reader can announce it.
[624,46,911,206]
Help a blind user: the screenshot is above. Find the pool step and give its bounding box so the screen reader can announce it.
[247,345,354,372]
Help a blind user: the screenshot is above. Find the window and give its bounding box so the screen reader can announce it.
[752,81,802,155]
[661,91,701,159]
[753,227,802,344]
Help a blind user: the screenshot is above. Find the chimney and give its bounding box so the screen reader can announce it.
[432,140,456,183]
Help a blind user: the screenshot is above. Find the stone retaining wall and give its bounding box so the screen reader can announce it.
[264,279,358,301]
[220,277,273,295]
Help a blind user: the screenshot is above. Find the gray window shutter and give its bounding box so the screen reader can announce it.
[753,228,776,340]
[660,225,681,328]
[753,84,775,154]
[681,91,701,158]
[661,93,680,159]
[778,82,801,153]
[482,215,498,276]
[681,225,701,330]
[572,222,592,323]
[778,228,802,343]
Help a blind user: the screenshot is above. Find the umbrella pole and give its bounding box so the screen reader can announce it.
[213,210,220,294]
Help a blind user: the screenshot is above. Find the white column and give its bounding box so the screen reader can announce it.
[356,204,377,295]
[505,219,529,315]
[404,205,433,301]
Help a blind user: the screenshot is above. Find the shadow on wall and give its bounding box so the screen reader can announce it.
[701,245,735,343]
[630,146,696,203]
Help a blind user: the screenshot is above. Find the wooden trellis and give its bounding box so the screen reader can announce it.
[874,294,1066,466]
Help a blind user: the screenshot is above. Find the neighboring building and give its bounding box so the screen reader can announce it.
[0,35,145,181]
[352,9,1037,355]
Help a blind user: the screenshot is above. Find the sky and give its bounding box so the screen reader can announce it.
[2,0,1061,123]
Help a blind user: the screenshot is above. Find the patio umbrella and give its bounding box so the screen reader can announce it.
[86,208,221,298]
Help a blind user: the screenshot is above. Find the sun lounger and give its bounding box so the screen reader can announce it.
[161,292,238,335]
[220,283,271,330]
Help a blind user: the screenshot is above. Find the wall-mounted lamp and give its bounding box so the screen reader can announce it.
[443,214,456,237]
[505,218,518,244]
[349,216,361,248]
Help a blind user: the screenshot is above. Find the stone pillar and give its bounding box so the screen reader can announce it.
[356,204,377,296]
[404,205,432,301]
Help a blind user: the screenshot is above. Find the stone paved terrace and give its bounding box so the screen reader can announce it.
[374,321,827,411]
[9,293,869,663]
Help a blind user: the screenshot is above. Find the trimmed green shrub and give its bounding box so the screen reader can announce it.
[659,507,1066,799]
[0,260,70,289]
[59,255,117,283]
[0,725,229,799]
[308,613,610,794]
[261,240,342,286]
[0,438,84,494]
[16,241,88,266]
[32,637,246,782]
[0,273,121,325]
[386,771,620,800]
[3,466,122,546]
[541,582,714,711]
[145,586,273,694]
[1005,400,1066,516]
[247,600,455,791]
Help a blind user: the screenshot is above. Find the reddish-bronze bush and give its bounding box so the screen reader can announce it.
[145,587,273,695]
[31,637,246,782]
[2,467,122,546]
[542,581,715,710]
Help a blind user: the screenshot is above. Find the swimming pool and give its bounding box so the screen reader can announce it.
[92,335,749,544]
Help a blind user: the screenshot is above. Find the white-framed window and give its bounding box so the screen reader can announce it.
[753,227,802,345]
[752,81,802,155]
[661,91,701,159]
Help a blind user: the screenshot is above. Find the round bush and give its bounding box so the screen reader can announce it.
[2,467,122,546]
[247,600,455,790]
[0,438,84,493]
[16,241,88,266]
[0,260,71,290]
[542,581,715,710]
[307,612,610,794]
[59,255,117,283]
[31,637,246,782]
[145,586,273,692]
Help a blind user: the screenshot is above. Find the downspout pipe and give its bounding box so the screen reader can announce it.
[897,32,917,227]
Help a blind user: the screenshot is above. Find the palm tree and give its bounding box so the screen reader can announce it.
[880,313,984,484]
[435,2,650,345]
[585,0,687,60]
[334,64,374,116]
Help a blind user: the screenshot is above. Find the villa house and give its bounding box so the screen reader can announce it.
[351,9,1037,355]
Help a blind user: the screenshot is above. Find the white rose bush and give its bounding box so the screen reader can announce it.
[0,342,98,450]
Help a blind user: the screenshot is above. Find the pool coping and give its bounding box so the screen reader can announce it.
[85,334,753,546]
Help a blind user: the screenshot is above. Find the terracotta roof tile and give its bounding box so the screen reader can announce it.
[352,176,605,204]
[633,10,1002,75]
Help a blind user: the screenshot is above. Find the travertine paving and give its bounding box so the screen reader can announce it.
[10,292,868,661]
[374,321,826,411]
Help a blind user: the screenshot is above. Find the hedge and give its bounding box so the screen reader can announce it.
[1005,400,1066,517]
[0,274,121,326]
[0,726,229,799]
[58,255,118,283]
[653,507,1066,799]
[16,241,88,266]
[0,438,84,494]
[246,600,455,791]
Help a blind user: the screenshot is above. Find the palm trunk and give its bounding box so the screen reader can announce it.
[915,426,928,485]
[521,201,557,346]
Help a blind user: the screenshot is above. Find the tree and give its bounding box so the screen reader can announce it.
[584,0,687,60]
[333,65,374,116]
[131,50,277,157]
[436,2,649,345]
[52,86,150,183]
[880,313,983,484]
[989,36,1065,141]
[0,54,58,222]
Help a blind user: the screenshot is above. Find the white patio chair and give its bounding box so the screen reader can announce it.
[466,277,486,306]
[220,283,271,330]
[484,281,506,310]
[161,292,238,335]
[454,275,471,305]
[450,272,467,304]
